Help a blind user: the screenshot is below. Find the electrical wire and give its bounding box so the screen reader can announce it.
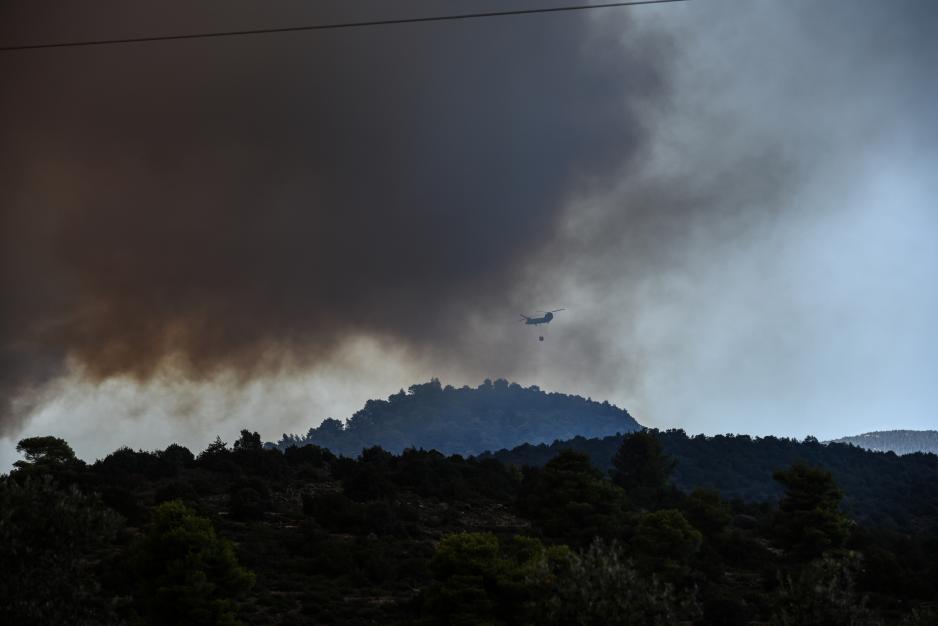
[0,0,689,52]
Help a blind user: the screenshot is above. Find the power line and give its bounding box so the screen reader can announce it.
[0,0,689,52]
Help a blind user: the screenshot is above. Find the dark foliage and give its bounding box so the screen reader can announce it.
[14,436,76,466]
[11,435,86,486]
[610,430,677,508]
[518,450,628,546]
[153,479,201,505]
[772,463,851,559]
[540,538,700,625]
[420,532,567,626]
[0,477,121,625]
[95,446,177,482]
[3,421,937,625]
[274,379,639,457]
[132,500,255,625]
[284,443,335,468]
[229,480,272,522]
[488,428,938,532]
[159,442,195,467]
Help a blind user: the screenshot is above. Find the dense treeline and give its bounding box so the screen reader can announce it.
[831,430,938,456]
[2,429,937,625]
[274,379,639,456]
[487,429,938,532]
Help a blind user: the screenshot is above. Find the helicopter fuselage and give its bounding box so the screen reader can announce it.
[521,312,554,325]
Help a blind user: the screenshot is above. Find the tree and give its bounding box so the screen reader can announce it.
[610,430,676,508]
[233,430,262,452]
[684,488,732,537]
[200,436,229,458]
[14,436,76,465]
[159,443,195,468]
[229,487,267,521]
[421,532,567,626]
[541,538,700,626]
[773,463,851,559]
[133,500,254,625]
[12,435,85,485]
[629,509,702,583]
[95,446,172,481]
[772,554,873,625]
[518,450,627,546]
[0,476,121,625]
[339,446,397,501]
[422,532,501,625]
[196,436,235,472]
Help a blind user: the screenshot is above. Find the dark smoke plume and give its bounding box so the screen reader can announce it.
[0,2,674,433]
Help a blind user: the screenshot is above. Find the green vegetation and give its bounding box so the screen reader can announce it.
[133,500,255,625]
[0,477,120,625]
[1,425,936,624]
[518,450,628,546]
[610,429,676,509]
[490,429,938,532]
[420,532,568,625]
[14,435,77,466]
[772,463,851,559]
[542,538,699,626]
[275,379,639,456]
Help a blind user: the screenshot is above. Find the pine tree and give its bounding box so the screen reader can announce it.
[610,430,676,509]
[772,463,851,559]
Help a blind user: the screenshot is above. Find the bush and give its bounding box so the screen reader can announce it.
[0,477,121,625]
[421,532,567,625]
[230,486,268,521]
[540,538,700,626]
[153,480,199,505]
[95,447,173,481]
[100,485,147,525]
[771,554,873,625]
[132,500,255,625]
[517,450,628,546]
[630,509,702,583]
[158,443,195,469]
[284,444,335,468]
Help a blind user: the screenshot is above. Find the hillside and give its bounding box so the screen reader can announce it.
[830,429,938,456]
[5,429,938,624]
[273,379,640,457]
[486,429,938,532]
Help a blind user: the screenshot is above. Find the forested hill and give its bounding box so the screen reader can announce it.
[830,429,938,456]
[486,429,938,531]
[273,379,640,457]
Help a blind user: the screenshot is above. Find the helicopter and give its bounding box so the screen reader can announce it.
[520,309,565,341]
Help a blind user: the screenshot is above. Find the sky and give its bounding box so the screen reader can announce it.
[2,0,937,469]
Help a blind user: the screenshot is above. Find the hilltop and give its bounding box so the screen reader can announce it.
[829,429,938,456]
[273,379,640,457]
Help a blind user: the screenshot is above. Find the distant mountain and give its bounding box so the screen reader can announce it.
[485,429,938,531]
[829,430,938,456]
[273,378,641,457]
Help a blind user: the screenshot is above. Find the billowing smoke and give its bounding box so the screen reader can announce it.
[0,1,673,435]
[3,0,938,464]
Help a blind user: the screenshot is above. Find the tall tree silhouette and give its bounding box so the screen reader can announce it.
[772,463,850,559]
[610,430,676,509]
